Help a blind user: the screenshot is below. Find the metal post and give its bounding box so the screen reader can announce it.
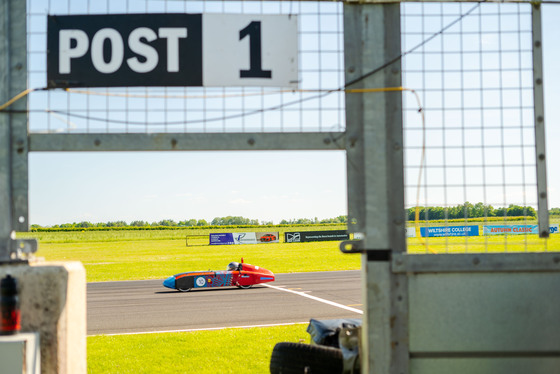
[344,3,408,373]
[0,0,28,261]
[531,3,549,238]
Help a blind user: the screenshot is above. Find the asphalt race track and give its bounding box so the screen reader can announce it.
[87,271,362,335]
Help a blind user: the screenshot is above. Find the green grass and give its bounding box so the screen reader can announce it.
[34,239,359,282]
[24,225,357,282]
[408,235,560,254]
[88,324,309,374]
[24,224,560,282]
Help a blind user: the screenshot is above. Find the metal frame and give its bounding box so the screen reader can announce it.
[532,3,550,237]
[0,1,554,373]
[0,0,29,261]
[344,3,408,373]
[28,133,345,152]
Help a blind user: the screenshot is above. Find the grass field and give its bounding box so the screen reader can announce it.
[27,225,357,282]
[24,224,559,282]
[88,324,309,374]
[21,225,559,373]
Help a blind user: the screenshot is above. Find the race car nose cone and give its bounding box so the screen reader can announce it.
[163,276,176,289]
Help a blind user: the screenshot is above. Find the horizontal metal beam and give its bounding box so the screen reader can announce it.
[28,132,346,152]
[348,0,542,3]
[392,252,560,274]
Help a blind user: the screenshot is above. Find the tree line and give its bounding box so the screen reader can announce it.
[31,205,552,229]
[31,215,347,229]
[408,202,537,221]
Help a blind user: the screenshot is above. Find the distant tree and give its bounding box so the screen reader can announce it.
[211,216,258,226]
[106,221,127,227]
[506,204,536,217]
[158,219,177,226]
[76,221,93,228]
[550,208,560,215]
[130,220,148,227]
[196,219,208,226]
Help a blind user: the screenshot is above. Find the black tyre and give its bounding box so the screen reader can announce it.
[177,287,191,292]
[237,284,253,289]
[270,342,343,374]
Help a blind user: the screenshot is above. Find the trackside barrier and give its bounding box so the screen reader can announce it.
[483,224,559,235]
[416,224,559,237]
[420,225,479,237]
[284,230,350,243]
[209,232,279,245]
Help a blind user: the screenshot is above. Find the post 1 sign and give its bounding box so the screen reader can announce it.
[47,14,298,88]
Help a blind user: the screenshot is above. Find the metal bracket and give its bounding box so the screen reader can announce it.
[339,240,392,263]
[339,239,365,253]
[4,238,38,262]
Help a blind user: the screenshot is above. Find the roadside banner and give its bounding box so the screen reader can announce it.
[483,224,559,235]
[232,232,258,244]
[420,226,479,237]
[210,232,279,245]
[209,233,235,245]
[256,232,280,243]
[285,230,349,243]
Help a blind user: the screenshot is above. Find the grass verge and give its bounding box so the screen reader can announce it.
[88,324,309,374]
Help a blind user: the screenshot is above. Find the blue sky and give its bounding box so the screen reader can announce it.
[29,150,347,225]
[27,2,560,226]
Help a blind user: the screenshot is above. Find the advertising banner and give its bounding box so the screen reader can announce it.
[420,226,479,237]
[256,232,279,243]
[483,224,560,235]
[210,232,279,245]
[285,230,349,243]
[232,232,258,244]
[209,233,234,245]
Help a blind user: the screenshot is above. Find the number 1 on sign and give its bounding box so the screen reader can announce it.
[239,21,272,79]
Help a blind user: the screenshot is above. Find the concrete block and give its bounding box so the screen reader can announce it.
[0,261,86,374]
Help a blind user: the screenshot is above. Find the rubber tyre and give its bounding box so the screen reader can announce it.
[177,287,191,292]
[237,284,253,289]
[270,342,343,374]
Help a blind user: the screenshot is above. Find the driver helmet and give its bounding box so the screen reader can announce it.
[227,262,241,271]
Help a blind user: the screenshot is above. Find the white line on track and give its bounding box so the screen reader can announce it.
[88,322,309,337]
[262,284,363,315]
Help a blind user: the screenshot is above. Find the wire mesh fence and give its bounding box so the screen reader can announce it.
[27,0,345,134]
[401,2,550,253]
[23,0,552,253]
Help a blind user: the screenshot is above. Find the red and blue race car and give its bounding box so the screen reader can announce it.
[162,258,275,292]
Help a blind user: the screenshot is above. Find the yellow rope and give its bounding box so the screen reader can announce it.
[0,88,34,111]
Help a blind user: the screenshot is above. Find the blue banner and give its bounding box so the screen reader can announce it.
[209,233,234,245]
[420,226,479,237]
[483,224,560,235]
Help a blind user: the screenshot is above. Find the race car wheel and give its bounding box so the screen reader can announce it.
[237,284,253,289]
[177,287,191,292]
[269,342,343,374]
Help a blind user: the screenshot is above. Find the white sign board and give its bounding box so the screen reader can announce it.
[203,14,298,87]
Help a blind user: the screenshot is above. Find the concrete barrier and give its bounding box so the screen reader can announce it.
[0,261,86,374]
